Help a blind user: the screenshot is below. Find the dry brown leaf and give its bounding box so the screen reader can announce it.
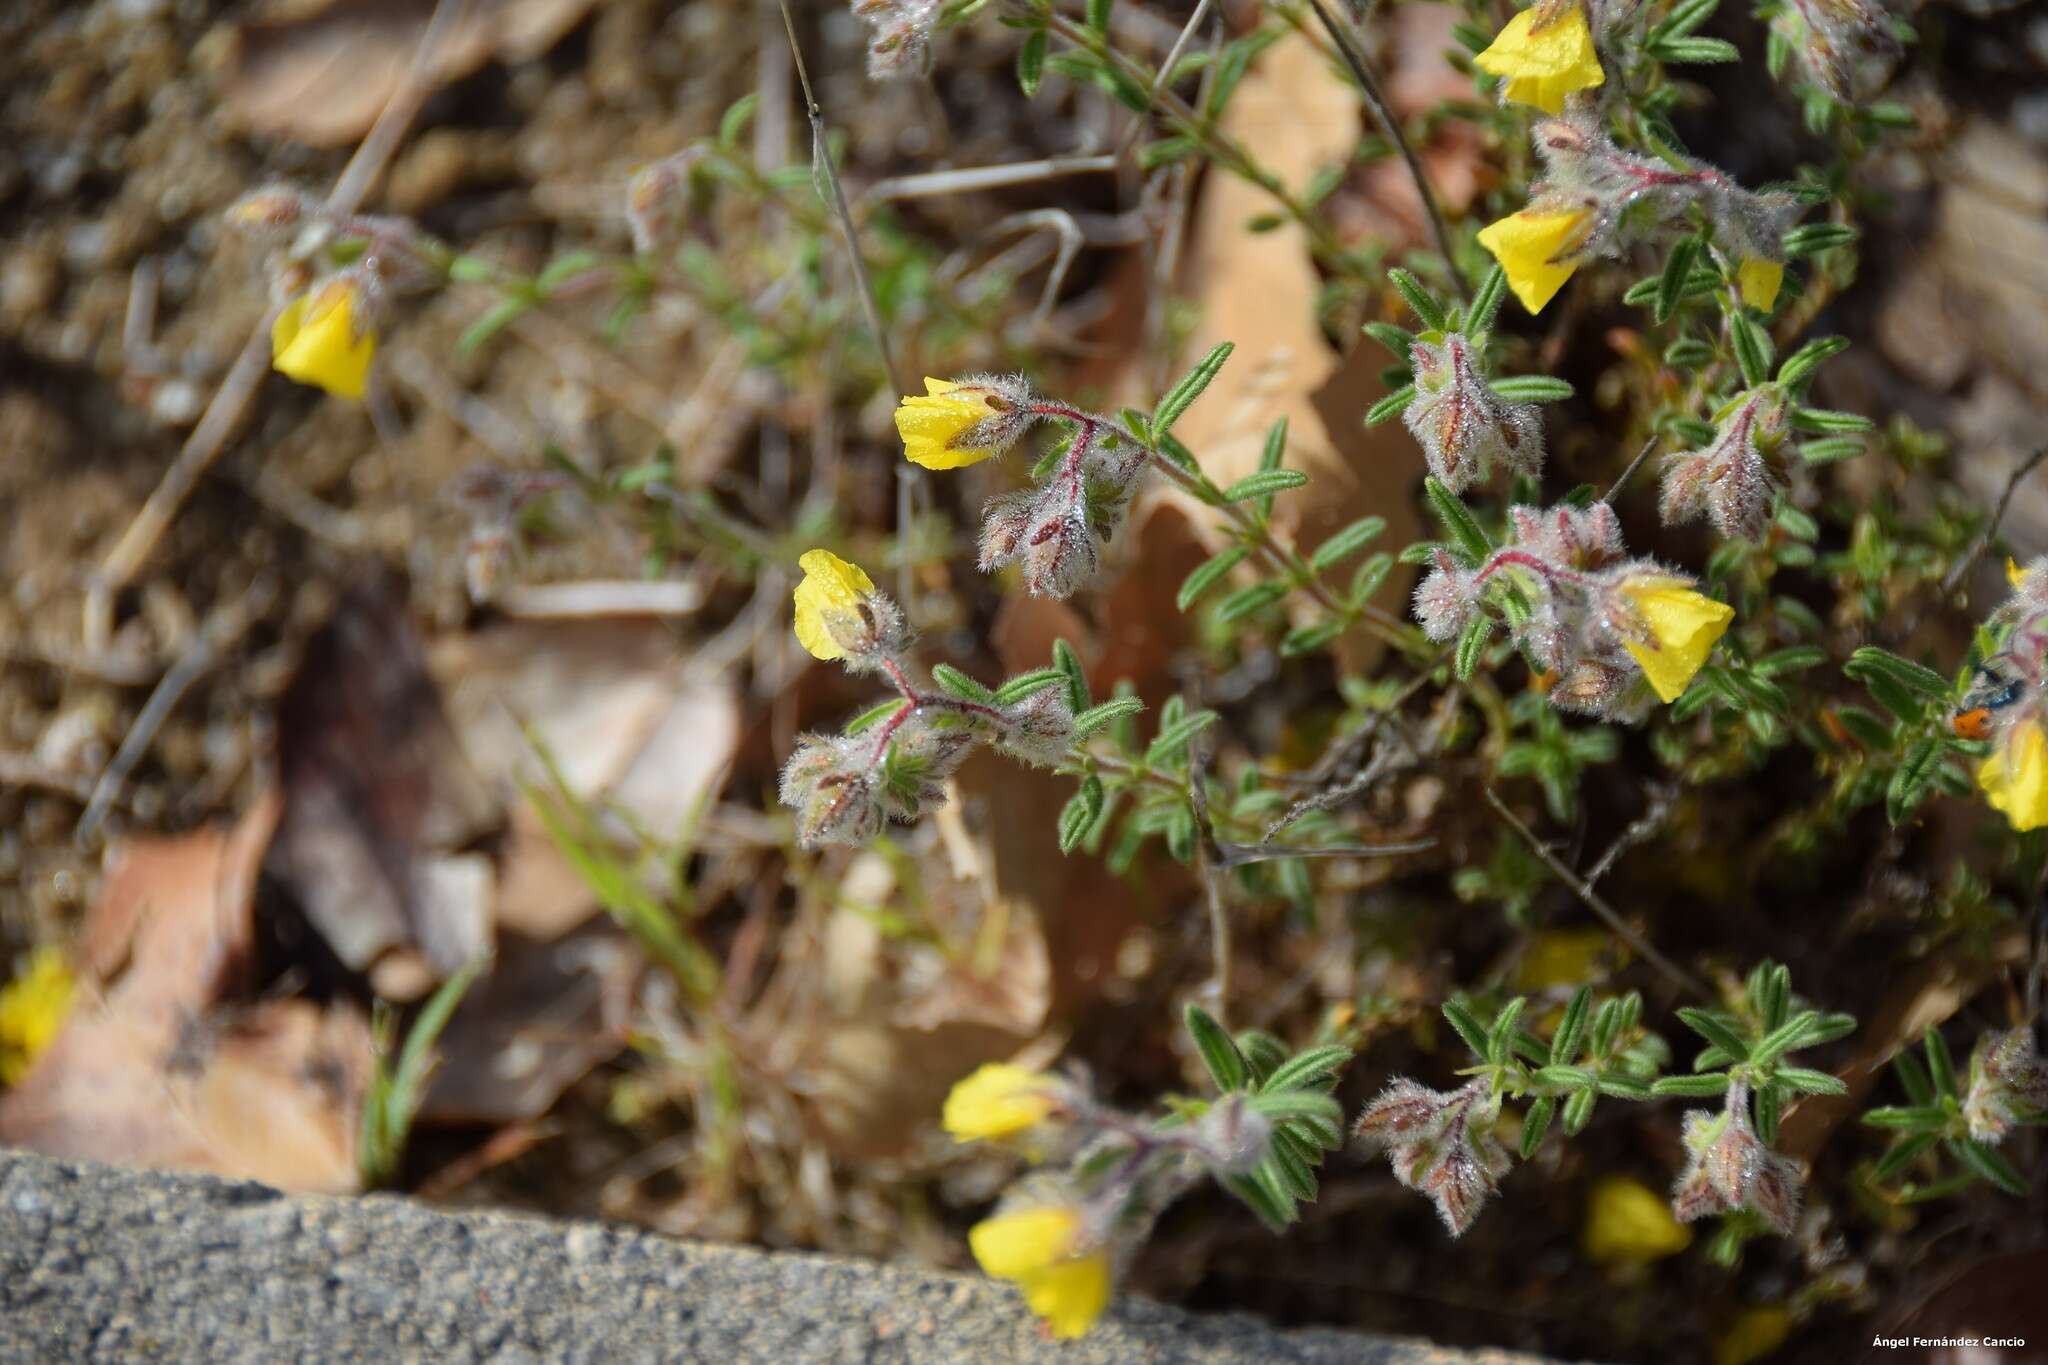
[1,797,372,1193]
[220,0,601,146]
[419,919,639,1124]
[1154,32,1426,648]
[429,616,741,940]
[269,577,498,983]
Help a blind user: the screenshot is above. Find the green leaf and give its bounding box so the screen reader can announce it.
[993,668,1066,705]
[457,297,530,353]
[1215,580,1290,625]
[1424,477,1492,564]
[1845,647,1952,701]
[1388,268,1449,332]
[1774,1066,1848,1095]
[930,664,994,704]
[1074,695,1144,738]
[1310,516,1388,571]
[1552,987,1592,1064]
[1145,708,1220,766]
[1652,1073,1735,1097]
[1086,0,1112,33]
[1488,375,1574,403]
[1886,734,1943,825]
[1485,998,1526,1066]
[1654,236,1700,324]
[1782,223,1858,257]
[1058,776,1106,852]
[1054,638,1091,713]
[1362,321,1417,358]
[718,93,760,150]
[1790,407,1875,435]
[1463,263,1508,333]
[1280,621,1344,656]
[1948,1137,2029,1195]
[1871,1130,1940,1181]
[535,251,601,294]
[1221,469,1310,502]
[1017,28,1047,96]
[1249,1088,1345,1128]
[1155,342,1235,438]
[1236,1030,1290,1085]
[1730,313,1773,387]
[1454,616,1492,679]
[1186,1004,1249,1091]
[1178,545,1253,611]
[1675,1007,1752,1062]
[1350,552,1393,605]
[1562,1087,1597,1134]
[1924,1028,1958,1097]
[843,698,910,735]
[1520,1094,1556,1158]
[1262,1044,1352,1094]
[1442,999,1491,1058]
[1224,1171,1295,1230]
[1860,1104,1948,1129]
[1798,436,1866,464]
[1776,335,1849,386]
[1651,34,1738,62]
[1365,385,1417,427]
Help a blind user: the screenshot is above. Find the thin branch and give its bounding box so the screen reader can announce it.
[1187,747,1234,1017]
[776,1,916,605]
[1939,444,2048,599]
[1299,0,1466,299]
[1484,786,1710,1001]
[1581,783,1673,890]
[1604,435,1660,505]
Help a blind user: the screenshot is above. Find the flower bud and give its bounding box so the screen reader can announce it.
[992,687,1078,768]
[1670,1081,1803,1236]
[895,374,1037,470]
[1964,1028,2048,1144]
[1404,334,1547,493]
[1658,388,1786,542]
[792,549,905,667]
[1354,1079,1514,1236]
[779,734,886,848]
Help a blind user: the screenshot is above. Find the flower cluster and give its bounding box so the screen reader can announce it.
[1670,1080,1804,1235]
[1415,500,1735,719]
[1959,559,2048,832]
[894,375,1152,599]
[942,1062,1270,1337]
[1404,334,1546,494]
[1478,114,1800,316]
[1659,386,1790,543]
[1962,1028,2048,1145]
[1353,1079,1515,1235]
[778,550,1078,847]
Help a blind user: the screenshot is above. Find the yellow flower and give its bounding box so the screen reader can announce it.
[792,548,876,662]
[1474,4,1605,116]
[1714,1305,1794,1365]
[1737,258,1785,313]
[1977,718,2048,832]
[0,946,76,1086]
[1618,577,1735,703]
[1582,1175,1693,1264]
[271,280,376,399]
[1476,207,1592,315]
[943,1063,1058,1142]
[1514,928,1613,992]
[2009,556,2031,589]
[895,377,999,470]
[969,1207,1111,1339]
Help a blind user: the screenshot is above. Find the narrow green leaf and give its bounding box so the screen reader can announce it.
[930,663,994,704]
[1424,476,1492,563]
[1221,469,1311,503]
[1388,268,1449,332]
[1676,1007,1752,1063]
[1948,1137,2029,1195]
[1365,385,1417,426]
[843,698,910,735]
[1186,1004,1249,1091]
[1488,375,1574,403]
[1178,545,1253,612]
[1154,341,1235,437]
[993,669,1065,705]
[1310,516,1388,571]
[1073,695,1144,738]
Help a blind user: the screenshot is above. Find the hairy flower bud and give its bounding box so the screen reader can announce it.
[1770,0,1901,101]
[625,149,707,256]
[1189,1094,1273,1177]
[992,687,1078,768]
[1404,335,1546,493]
[852,0,945,79]
[1964,1028,2048,1145]
[779,734,886,848]
[1414,552,1479,642]
[1354,1079,1514,1236]
[1670,1081,1803,1236]
[1659,388,1786,542]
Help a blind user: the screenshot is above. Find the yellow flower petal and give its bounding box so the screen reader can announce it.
[1619,577,1735,703]
[1714,1305,1794,1365]
[896,377,998,470]
[1474,5,1605,116]
[792,548,876,661]
[0,946,77,1086]
[271,282,375,399]
[1018,1255,1111,1338]
[969,1207,1082,1280]
[1737,258,1784,313]
[1514,928,1613,992]
[2008,556,2029,589]
[1977,719,2048,832]
[1583,1175,1693,1264]
[943,1063,1057,1142]
[1476,208,1591,314]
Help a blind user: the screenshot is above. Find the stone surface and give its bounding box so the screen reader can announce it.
[0,1150,1551,1364]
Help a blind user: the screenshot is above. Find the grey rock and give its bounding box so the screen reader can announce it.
[0,1150,1550,1364]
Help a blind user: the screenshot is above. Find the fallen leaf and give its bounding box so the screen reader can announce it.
[0,797,373,1193]
[418,919,640,1124]
[269,576,499,984]
[220,0,601,147]
[430,616,740,940]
